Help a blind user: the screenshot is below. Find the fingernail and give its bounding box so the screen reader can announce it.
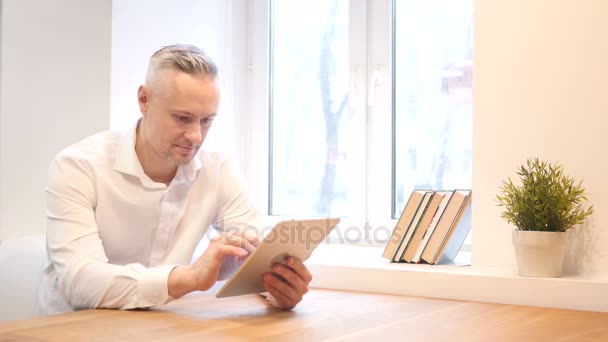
[288,257,294,265]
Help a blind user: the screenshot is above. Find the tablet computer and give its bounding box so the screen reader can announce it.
[215,217,341,298]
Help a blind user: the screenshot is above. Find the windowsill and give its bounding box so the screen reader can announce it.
[306,244,608,312]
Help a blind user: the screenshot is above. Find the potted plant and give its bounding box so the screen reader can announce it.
[496,157,594,277]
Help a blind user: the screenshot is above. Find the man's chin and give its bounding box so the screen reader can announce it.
[172,155,195,165]
[167,145,200,165]
[168,152,197,165]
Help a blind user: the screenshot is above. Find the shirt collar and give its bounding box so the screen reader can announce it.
[176,148,202,183]
[113,120,202,187]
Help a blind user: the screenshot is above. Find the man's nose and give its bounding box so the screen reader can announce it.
[185,123,203,145]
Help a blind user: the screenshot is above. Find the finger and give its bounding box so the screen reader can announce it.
[264,283,294,309]
[221,233,257,254]
[236,230,261,247]
[264,275,298,308]
[230,231,261,250]
[272,263,308,295]
[265,284,295,309]
[264,272,300,303]
[210,233,224,243]
[251,238,261,248]
[232,236,257,254]
[217,244,249,258]
[285,257,313,284]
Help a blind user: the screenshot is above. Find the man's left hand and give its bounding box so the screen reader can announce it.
[263,256,312,310]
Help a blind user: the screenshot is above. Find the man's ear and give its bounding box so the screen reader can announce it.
[137,85,149,116]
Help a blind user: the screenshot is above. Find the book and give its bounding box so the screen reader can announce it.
[392,191,434,262]
[434,192,472,265]
[382,190,429,261]
[420,189,472,264]
[399,191,446,263]
[410,190,454,263]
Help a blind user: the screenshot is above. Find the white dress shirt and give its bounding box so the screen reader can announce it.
[39,123,261,314]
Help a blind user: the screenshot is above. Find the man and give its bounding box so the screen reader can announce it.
[40,44,311,314]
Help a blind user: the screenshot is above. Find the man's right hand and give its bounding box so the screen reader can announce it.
[168,230,259,299]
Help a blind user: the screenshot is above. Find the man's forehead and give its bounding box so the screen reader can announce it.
[150,69,218,93]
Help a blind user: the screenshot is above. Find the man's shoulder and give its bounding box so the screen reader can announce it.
[54,130,123,165]
[196,150,238,172]
[195,150,245,182]
[196,149,225,165]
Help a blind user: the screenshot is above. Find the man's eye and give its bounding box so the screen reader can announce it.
[201,118,214,126]
[175,115,190,123]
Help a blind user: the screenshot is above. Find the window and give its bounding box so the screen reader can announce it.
[269,0,351,217]
[393,0,473,216]
[249,0,473,247]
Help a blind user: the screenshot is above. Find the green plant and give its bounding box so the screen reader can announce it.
[496,158,594,232]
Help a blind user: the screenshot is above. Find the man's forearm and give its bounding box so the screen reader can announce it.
[167,265,197,299]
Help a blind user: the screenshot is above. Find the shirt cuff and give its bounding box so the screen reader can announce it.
[139,264,178,307]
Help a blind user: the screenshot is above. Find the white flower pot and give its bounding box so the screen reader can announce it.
[512,230,569,277]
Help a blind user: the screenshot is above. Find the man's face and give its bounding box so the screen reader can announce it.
[138,70,220,166]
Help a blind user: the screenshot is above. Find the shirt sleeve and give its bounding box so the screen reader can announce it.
[45,155,175,311]
[212,158,265,281]
[213,158,264,235]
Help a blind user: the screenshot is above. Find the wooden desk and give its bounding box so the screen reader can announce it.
[1,289,607,341]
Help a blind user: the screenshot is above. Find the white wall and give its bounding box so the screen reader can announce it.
[473,0,608,277]
[110,0,248,167]
[0,0,112,239]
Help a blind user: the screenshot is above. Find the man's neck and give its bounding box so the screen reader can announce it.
[135,122,177,186]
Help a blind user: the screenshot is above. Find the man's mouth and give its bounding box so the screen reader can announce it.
[175,145,195,153]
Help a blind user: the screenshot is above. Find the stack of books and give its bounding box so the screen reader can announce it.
[382,189,472,265]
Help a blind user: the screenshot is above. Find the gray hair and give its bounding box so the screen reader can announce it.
[145,44,218,85]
